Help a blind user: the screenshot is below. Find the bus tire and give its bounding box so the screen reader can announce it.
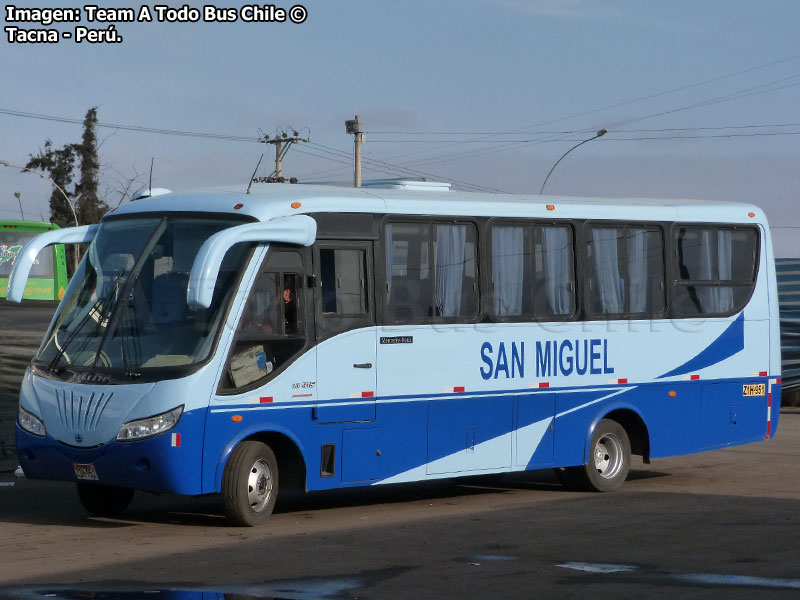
[76,483,135,516]
[561,419,631,492]
[222,440,278,527]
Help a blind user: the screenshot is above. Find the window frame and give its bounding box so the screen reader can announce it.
[582,220,668,321]
[314,240,375,341]
[485,218,578,323]
[670,223,760,318]
[218,244,312,395]
[380,216,482,325]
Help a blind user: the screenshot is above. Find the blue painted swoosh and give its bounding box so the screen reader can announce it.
[657,313,745,379]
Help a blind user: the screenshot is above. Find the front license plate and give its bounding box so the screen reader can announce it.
[73,464,99,481]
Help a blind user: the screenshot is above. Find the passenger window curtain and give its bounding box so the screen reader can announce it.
[627,229,648,313]
[492,226,524,316]
[434,224,467,317]
[541,226,572,315]
[698,229,734,313]
[714,229,734,312]
[592,228,624,314]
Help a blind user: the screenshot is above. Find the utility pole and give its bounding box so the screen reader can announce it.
[256,128,308,183]
[274,139,283,180]
[345,115,364,187]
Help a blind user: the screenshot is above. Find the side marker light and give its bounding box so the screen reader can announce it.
[232,415,243,423]
[291,202,302,209]
[669,391,677,397]
[234,203,244,210]
[546,204,555,211]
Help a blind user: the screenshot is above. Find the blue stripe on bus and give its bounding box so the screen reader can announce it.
[658,313,745,379]
[201,375,780,492]
[210,373,774,414]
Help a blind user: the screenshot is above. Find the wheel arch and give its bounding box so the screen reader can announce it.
[214,427,308,493]
[585,404,651,464]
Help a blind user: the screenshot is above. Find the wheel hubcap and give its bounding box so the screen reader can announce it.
[247,459,273,512]
[594,433,624,479]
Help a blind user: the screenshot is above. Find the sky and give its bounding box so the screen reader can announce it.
[1,0,800,255]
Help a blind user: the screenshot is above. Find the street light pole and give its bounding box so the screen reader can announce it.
[1,159,81,272]
[14,192,23,220]
[345,115,364,188]
[539,128,608,195]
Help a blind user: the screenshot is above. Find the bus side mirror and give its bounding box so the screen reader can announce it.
[187,215,317,310]
[6,224,99,303]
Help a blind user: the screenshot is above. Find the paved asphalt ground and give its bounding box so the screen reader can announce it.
[1,414,799,599]
[2,302,800,598]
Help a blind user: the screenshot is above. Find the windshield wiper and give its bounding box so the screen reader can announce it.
[119,289,142,378]
[91,218,167,374]
[46,269,126,374]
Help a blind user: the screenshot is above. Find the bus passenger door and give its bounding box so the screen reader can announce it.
[313,242,378,481]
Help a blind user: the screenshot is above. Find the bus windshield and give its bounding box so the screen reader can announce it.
[33,215,250,381]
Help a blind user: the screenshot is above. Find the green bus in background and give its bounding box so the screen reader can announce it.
[0,221,68,301]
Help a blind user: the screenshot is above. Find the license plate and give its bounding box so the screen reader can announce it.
[743,384,766,397]
[73,464,99,481]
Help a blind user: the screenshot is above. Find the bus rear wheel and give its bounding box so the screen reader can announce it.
[222,440,279,527]
[76,483,135,516]
[560,419,631,492]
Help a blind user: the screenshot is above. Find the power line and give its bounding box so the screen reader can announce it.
[373,55,800,165]
[306,141,508,193]
[396,126,800,170]
[606,74,800,129]
[0,106,503,193]
[390,73,800,169]
[293,146,496,193]
[359,131,800,143]
[367,122,800,137]
[507,54,800,134]
[0,107,259,143]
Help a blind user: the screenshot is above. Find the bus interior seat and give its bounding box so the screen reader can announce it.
[387,276,430,320]
[151,272,190,325]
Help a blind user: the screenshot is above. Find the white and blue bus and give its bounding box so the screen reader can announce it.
[8,180,781,525]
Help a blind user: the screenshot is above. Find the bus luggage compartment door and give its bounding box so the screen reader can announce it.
[700,382,767,448]
[426,395,513,475]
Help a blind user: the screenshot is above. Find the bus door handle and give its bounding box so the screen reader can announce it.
[353,363,373,369]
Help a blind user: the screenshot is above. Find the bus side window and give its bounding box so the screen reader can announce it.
[673,226,758,317]
[586,225,664,318]
[490,222,576,320]
[224,254,307,391]
[384,221,478,323]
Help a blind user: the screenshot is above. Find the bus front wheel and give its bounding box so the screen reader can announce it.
[76,483,135,516]
[221,440,279,526]
[560,419,631,492]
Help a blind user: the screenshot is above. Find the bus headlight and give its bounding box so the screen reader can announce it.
[18,405,46,437]
[116,405,184,441]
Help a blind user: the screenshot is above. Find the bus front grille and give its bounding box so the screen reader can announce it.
[56,390,114,432]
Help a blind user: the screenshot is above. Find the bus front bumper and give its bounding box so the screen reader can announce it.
[15,420,203,496]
